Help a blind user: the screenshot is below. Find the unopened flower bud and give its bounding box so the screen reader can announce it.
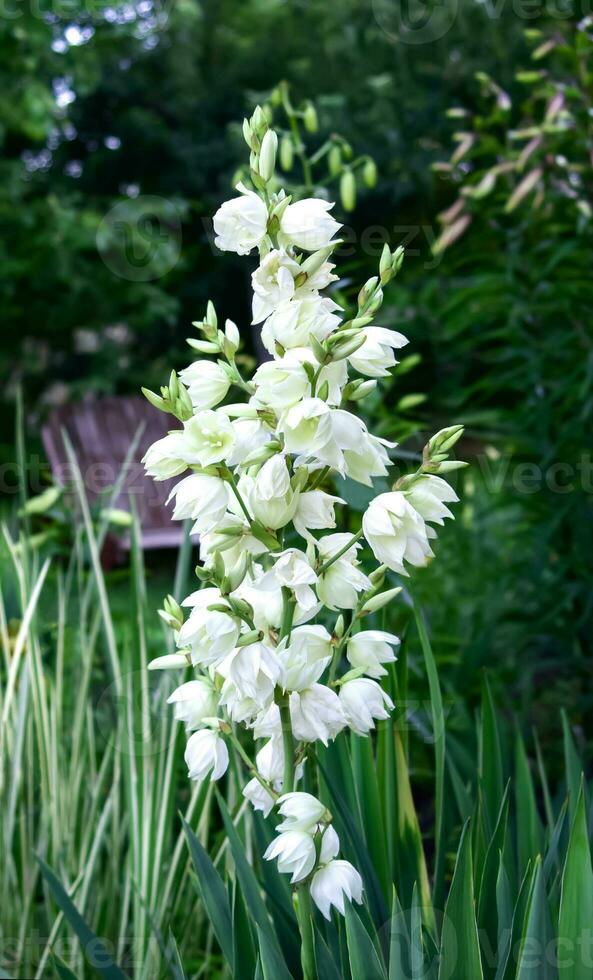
[340,169,356,212]
[258,129,278,182]
[328,144,342,176]
[361,587,402,615]
[303,102,318,133]
[280,135,294,171]
[363,158,377,188]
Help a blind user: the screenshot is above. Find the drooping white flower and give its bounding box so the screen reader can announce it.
[339,678,393,735]
[185,729,229,781]
[217,642,281,706]
[280,398,333,459]
[178,588,240,666]
[277,624,333,691]
[251,248,300,323]
[259,549,318,612]
[318,825,340,865]
[264,830,316,883]
[253,355,311,412]
[177,410,235,468]
[243,737,284,816]
[348,326,408,378]
[250,456,297,530]
[226,418,272,467]
[167,679,218,729]
[232,565,284,633]
[198,517,267,574]
[167,473,230,534]
[261,296,340,356]
[310,860,363,920]
[279,198,341,252]
[362,491,433,574]
[316,533,371,610]
[293,490,345,542]
[289,684,346,744]
[405,475,459,526]
[179,360,231,410]
[346,630,400,678]
[142,432,187,480]
[276,792,327,833]
[213,184,269,255]
[286,347,347,407]
[343,432,395,486]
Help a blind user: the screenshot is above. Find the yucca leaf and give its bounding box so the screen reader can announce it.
[414,604,446,910]
[51,956,80,980]
[479,677,504,837]
[389,888,411,980]
[318,758,388,927]
[392,732,435,933]
[256,926,294,980]
[36,856,127,980]
[351,733,390,900]
[497,863,534,980]
[516,858,556,980]
[478,783,510,974]
[561,713,583,821]
[515,734,544,874]
[345,904,388,980]
[558,782,593,980]
[410,883,426,978]
[232,878,257,980]
[216,793,289,970]
[315,933,343,980]
[543,800,568,882]
[438,821,483,980]
[181,815,233,967]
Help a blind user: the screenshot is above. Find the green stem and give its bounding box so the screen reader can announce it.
[295,884,317,980]
[226,470,253,524]
[278,586,296,793]
[307,465,331,492]
[317,528,364,577]
[226,730,280,801]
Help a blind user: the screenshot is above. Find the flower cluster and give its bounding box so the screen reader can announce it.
[142,105,463,923]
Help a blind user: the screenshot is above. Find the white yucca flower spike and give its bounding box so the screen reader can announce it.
[141,104,462,960]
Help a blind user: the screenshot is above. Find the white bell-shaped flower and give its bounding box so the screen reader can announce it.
[250,456,298,530]
[289,684,346,745]
[406,475,459,526]
[251,248,300,322]
[177,410,235,468]
[279,198,341,252]
[276,792,327,833]
[261,296,340,355]
[213,184,269,255]
[277,624,333,692]
[293,490,345,542]
[179,360,231,410]
[362,491,433,574]
[348,326,408,378]
[339,678,393,735]
[142,433,187,480]
[263,830,317,883]
[167,679,218,730]
[178,588,240,667]
[167,473,230,534]
[346,630,400,678]
[185,729,229,782]
[316,533,371,611]
[310,860,363,920]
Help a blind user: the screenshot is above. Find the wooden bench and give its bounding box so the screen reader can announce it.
[42,396,185,559]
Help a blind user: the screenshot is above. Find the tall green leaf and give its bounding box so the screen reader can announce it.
[558,783,593,980]
[438,822,483,980]
[36,857,127,980]
[516,858,557,980]
[345,904,388,980]
[182,815,233,967]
